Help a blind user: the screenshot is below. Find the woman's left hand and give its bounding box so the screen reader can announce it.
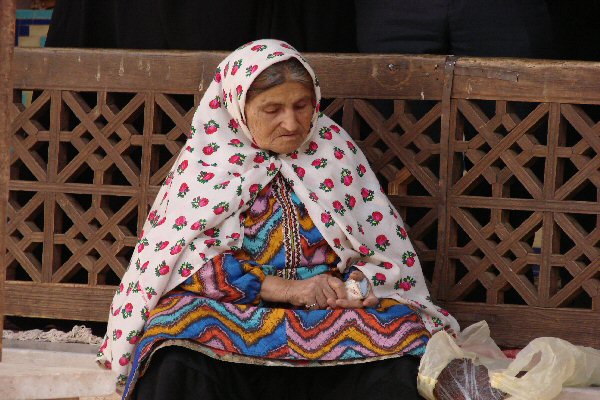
[334,270,379,309]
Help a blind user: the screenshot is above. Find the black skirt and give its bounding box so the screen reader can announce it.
[131,345,424,400]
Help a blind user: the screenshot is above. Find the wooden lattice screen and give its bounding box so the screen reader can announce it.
[5,48,600,349]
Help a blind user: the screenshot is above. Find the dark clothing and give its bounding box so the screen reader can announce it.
[45,1,119,48]
[44,1,600,62]
[46,0,357,52]
[547,0,600,61]
[355,0,554,58]
[133,345,424,400]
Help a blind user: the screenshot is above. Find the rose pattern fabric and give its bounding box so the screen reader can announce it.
[97,39,459,384]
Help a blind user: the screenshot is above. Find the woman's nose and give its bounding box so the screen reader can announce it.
[280,109,300,132]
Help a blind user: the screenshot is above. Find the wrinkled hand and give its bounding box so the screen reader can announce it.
[286,275,346,309]
[285,271,379,310]
[334,270,378,309]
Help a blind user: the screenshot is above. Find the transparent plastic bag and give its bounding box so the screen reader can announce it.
[417,321,511,400]
[491,336,600,400]
[433,359,506,400]
[418,321,600,400]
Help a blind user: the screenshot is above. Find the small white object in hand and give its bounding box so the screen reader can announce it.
[345,278,370,300]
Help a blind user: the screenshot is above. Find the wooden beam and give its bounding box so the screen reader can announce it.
[4,282,114,322]
[442,301,600,349]
[11,48,447,99]
[452,57,600,103]
[16,49,600,103]
[0,0,17,362]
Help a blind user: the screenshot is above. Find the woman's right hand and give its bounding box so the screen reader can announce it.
[285,275,347,309]
[261,274,377,310]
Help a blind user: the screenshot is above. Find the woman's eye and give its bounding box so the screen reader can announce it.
[263,108,278,114]
[294,102,308,110]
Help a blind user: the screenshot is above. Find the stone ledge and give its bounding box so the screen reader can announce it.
[0,348,117,400]
[3,339,98,354]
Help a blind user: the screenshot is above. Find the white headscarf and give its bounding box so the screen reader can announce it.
[97,39,459,384]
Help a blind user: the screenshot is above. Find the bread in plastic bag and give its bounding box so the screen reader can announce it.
[418,321,511,400]
[418,320,600,400]
[434,358,506,400]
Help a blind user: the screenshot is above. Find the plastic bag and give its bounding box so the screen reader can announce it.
[433,359,506,400]
[418,321,511,400]
[491,336,600,400]
[418,321,600,400]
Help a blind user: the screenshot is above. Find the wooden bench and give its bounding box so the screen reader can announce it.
[2,47,600,355]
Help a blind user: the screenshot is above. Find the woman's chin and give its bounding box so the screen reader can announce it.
[270,135,305,154]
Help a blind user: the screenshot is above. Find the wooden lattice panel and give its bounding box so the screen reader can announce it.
[444,98,600,347]
[4,48,600,348]
[447,100,600,308]
[7,89,198,287]
[5,49,447,322]
[7,92,441,311]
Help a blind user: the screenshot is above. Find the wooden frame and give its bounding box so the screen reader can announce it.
[4,47,600,349]
[0,0,17,361]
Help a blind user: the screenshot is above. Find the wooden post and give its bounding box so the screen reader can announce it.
[0,0,17,362]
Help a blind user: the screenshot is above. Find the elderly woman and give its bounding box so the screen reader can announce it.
[98,39,458,400]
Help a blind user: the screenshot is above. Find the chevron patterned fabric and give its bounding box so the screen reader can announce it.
[123,174,429,395]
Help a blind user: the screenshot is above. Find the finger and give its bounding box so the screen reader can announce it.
[326,297,337,309]
[315,289,328,309]
[362,294,378,308]
[328,277,347,299]
[321,283,338,302]
[362,279,377,305]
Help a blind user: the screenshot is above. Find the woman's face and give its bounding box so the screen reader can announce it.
[244,81,314,154]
